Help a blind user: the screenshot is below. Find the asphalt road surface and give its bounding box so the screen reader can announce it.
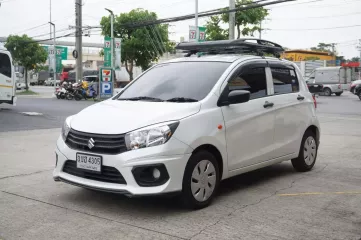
[0,92,361,240]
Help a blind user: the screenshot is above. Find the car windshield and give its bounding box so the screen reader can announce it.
[117,61,231,102]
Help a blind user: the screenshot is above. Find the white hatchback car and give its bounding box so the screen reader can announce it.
[54,39,320,209]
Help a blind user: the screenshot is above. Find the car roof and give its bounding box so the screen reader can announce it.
[165,54,263,63]
[164,54,293,65]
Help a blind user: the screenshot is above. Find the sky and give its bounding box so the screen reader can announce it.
[0,0,360,59]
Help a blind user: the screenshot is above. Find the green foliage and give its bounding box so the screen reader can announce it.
[5,35,48,89]
[205,16,228,41]
[205,0,268,40]
[100,8,172,80]
[350,57,360,62]
[222,0,268,38]
[310,43,333,53]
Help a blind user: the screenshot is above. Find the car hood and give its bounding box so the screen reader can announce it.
[70,99,201,134]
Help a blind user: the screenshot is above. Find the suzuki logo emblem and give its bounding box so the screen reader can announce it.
[88,138,95,149]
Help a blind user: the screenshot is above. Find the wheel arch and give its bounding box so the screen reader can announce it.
[305,125,320,144]
[192,144,225,180]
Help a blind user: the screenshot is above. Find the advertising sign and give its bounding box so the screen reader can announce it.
[115,38,121,70]
[104,36,111,67]
[189,26,206,42]
[99,67,113,99]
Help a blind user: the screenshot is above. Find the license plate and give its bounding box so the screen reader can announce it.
[76,153,102,172]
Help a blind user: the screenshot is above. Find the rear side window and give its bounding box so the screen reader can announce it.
[0,53,12,78]
[271,68,299,94]
[229,67,267,100]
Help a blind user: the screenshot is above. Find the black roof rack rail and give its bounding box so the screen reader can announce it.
[176,38,284,58]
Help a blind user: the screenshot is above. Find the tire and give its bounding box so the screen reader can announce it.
[291,130,318,172]
[181,150,220,209]
[60,93,66,99]
[358,92,361,101]
[56,94,61,99]
[335,93,342,96]
[66,93,74,100]
[74,94,82,101]
[323,88,332,96]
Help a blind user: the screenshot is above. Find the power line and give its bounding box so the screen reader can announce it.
[271,11,361,20]
[270,24,361,31]
[13,23,49,35]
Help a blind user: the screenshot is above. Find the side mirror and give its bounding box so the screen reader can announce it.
[228,90,250,105]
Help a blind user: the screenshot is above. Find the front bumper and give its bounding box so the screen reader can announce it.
[53,136,192,196]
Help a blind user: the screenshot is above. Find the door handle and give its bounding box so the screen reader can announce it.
[297,95,305,101]
[263,101,274,108]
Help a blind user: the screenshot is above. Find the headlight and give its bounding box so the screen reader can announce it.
[61,117,72,141]
[125,122,179,150]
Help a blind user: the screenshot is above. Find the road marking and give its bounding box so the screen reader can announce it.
[278,191,361,197]
[20,112,43,116]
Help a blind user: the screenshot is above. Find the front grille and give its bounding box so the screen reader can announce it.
[63,160,127,184]
[66,129,127,155]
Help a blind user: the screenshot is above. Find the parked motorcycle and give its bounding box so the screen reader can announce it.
[55,83,68,99]
[74,82,98,101]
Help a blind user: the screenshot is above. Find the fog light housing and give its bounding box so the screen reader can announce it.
[132,164,169,187]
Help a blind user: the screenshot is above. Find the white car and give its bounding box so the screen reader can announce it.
[54,39,320,209]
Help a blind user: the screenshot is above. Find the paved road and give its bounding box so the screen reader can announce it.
[0,92,361,240]
[0,98,94,132]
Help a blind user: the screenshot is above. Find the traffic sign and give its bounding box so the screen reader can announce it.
[100,82,113,98]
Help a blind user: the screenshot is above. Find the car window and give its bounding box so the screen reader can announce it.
[271,68,299,95]
[118,62,231,101]
[0,53,12,78]
[228,67,267,100]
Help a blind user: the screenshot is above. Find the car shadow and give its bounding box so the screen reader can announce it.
[58,163,298,213]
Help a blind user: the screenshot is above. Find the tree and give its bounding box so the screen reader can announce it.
[350,57,360,62]
[222,0,268,39]
[310,43,333,54]
[5,35,48,89]
[205,16,228,41]
[100,9,172,80]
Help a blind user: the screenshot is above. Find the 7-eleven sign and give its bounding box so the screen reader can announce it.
[101,69,112,82]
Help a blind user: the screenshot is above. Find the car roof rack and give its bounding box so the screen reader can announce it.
[176,38,284,58]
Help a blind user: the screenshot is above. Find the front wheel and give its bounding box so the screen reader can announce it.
[74,94,82,101]
[291,131,318,172]
[358,92,361,101]
[181,151,220,209]
[323,88,332,96]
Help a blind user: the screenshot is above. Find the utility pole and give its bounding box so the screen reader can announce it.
[105,8,115,69]
[357,39,361,79]
[50,0,52,39]
[75,0,83,82]
[229,0,235,40]
[259,21,262,39]
[49,22,56,91]
[195,0,198,41]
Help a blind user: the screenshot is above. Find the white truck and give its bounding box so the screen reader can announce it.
[0,47,16,105]
[306,67,350,96]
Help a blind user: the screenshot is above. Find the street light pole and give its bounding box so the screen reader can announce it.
[49,22,56,92]
[105,8,115,69]
[195,0,198,41]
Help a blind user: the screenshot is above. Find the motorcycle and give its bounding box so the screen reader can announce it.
[55,84,67,99]
[74,83,98,101]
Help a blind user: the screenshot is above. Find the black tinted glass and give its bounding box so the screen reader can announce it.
[119,62,230,101]
[271,68,299,94]
[0,53,12,78]
[229,67,267,100]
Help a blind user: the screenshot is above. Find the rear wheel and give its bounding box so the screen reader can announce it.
[292,130,318,172]
[74,93,82,101]
[66,93,74,100]
[323,88,332,96]
[358,91,361,101]
[181,151,220,209]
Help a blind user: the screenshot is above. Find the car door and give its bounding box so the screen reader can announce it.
[266,62,309,159]
[0,52,13,102]
[220,60,276,171]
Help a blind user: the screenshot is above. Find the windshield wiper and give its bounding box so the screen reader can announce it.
[118,96,164,102]
[166,97,198,102]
